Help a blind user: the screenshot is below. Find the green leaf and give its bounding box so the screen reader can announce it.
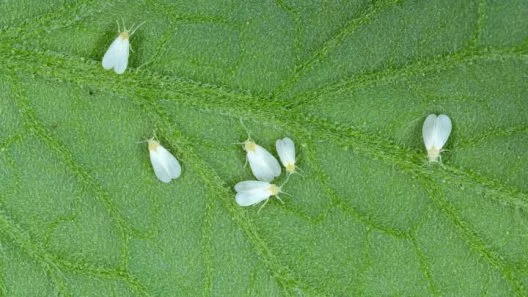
[1,0,527,296]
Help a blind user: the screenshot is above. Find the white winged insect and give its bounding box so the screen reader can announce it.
[243,139,282,182]
[276,137,297,174]
[147,138,181,183]
[422,114,452,162]
[234,180,284,211]
[102,20,145,74]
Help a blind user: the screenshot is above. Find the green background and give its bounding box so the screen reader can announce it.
[1,0,527,296]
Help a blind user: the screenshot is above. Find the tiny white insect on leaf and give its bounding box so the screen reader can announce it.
[276,137,296,174]
[422,114,452,162]
[243,139,281,182]
[102,21,145,75]
[148,138,181,183]
[234,180,282,208]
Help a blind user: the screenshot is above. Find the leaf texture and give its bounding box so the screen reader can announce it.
[0,0,527,296]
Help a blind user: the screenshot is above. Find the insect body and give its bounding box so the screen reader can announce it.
[148,138,181,183]
[276,137,296,174]
[102,21,144,74]
[243,139,281,182]
[422,114,452,162]
[234,180,283,208]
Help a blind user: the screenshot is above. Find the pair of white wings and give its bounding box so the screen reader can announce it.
[276,137,295,167]
[235,181,273,206]
[422,114,452,150]
[247,145,281,182]
[102,37,130,74]
[150,145,181,183]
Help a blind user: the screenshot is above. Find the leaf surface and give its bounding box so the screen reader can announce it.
[0,0,527,296]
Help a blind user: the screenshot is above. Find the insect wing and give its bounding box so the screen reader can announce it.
[247,145,281,181]
[432,114,452,149]
[149,145,181,183]
[235,188,270,206]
